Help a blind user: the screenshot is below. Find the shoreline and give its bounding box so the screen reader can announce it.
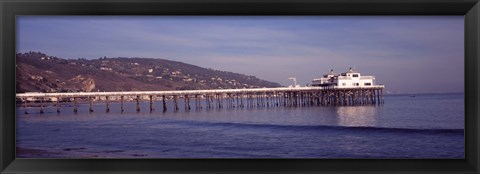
[16,147,66,158]
[16,146,151,158]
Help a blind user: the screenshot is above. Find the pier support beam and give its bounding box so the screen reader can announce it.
[240,93,244,108]
[136,95,141,112]
[120,96,124,112]
[56,97,61,113]
[23,97,28,114]
[40,97,44,114]
[266,93,270,107]
[173,95,179,111]
[150,95,154,112]
[209,94,212,109]
[73,97,78,113]
[162,95,167,112]
[235,94,239,108]
[381,89,385,104]
[106,96,110,113]
[185,95,190,110]
[376,89,381,105]
[88,97,93,112]
[217,94,222,109]
[195,94,200,110]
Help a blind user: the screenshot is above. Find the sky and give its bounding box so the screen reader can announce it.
[17,16,464,94]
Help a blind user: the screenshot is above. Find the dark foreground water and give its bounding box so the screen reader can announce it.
[16,93,464,158]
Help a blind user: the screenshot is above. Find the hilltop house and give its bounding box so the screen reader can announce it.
[311,67,377,88]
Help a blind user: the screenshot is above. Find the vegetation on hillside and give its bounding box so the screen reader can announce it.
[16,52,281,93]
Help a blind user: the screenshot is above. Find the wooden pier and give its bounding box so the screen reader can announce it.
[16,86,384,114]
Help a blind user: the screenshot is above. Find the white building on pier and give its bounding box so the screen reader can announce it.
[311,67,377,88]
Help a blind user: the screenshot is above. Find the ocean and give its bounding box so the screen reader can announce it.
[15,93,465,158]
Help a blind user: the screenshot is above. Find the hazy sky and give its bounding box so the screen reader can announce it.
[17,16,464,94]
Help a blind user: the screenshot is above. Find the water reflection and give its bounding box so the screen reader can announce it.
[336,106,377,127]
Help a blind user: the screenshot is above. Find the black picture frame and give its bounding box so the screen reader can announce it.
[1,0,479,173]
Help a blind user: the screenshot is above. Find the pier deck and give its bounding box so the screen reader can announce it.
[16,86,385,113]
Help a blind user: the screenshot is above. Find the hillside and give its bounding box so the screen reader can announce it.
[16,52,282,93]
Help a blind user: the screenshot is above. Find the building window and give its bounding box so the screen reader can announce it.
[356,83,359,86]
[342,83,346,86]
[352,74,359,77]
[364,83,371,86]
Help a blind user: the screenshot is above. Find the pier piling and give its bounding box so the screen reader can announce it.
[106,96,110,113]
[136,95,141,112]
[23,98,28,114]
[88,97,93,112]
[40,97,44,114]
[162,95,167,112]
[150,95,154,112]
[121,96,124,112]
[56,97,61,113]
[173,95,179,111]
[73,97,78,113]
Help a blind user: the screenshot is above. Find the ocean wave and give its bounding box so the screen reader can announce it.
[180,121,464,135]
